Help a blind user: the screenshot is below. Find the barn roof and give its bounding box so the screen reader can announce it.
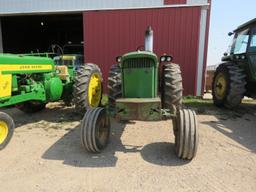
[0,0,209,16]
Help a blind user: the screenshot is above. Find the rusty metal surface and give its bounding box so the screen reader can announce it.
[115,98,162,121]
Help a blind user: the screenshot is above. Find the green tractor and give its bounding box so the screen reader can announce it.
[212,18,256,108]
[0,53,103,150]
[80,27,199,160]
[51,43,84,70]
[51,43,93,107]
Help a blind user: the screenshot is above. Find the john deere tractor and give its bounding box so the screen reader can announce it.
[0,53,103,150]
[80,27,199,160]
[212,18,256,108]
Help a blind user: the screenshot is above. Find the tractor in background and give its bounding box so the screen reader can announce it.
[0,51,103,150]
[50,43,85,106]
[51,43,84,70]
[80,27,199,160]
[212,18,256,108]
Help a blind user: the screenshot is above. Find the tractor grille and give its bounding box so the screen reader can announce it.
[123,58,154,68]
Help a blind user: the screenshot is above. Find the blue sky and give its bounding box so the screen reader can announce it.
[207,0,256,66]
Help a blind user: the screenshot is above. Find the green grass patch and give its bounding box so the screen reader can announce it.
[101,94,109,106]
[183,96,214,114]
[183,96,212,105]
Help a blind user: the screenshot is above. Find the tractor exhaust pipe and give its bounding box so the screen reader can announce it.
[145,26,153,52]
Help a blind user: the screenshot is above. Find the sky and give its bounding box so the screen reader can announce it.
[207,0,256,66]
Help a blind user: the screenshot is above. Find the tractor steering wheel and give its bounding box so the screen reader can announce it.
[48,44,64,56]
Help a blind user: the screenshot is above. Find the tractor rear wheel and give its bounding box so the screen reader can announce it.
[73,64,103,113]
[0,112,15,150]
[173,109,198,160]
[162,63,183,110]
[17,101,46,114]
[212,63,246,108]
[62,83,73,106]
[81,107,110,153]
[108,64,122,109]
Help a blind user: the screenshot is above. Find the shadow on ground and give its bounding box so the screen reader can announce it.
[2,102,82,129]
[2,102,194,167]
[42,119,189,168]
[187,101,256,153]
[141,142,188,166]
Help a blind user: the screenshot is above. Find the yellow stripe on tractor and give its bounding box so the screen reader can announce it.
[61,56,76,60]
[0,64,53,72]
[0,74,12,98]
[0,64,53,99]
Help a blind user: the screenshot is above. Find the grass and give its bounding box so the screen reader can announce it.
[183,96,212,106]
[183,96,214,114]
[101,94,109,106]
[183,96,255,118]
[100,94,254,119]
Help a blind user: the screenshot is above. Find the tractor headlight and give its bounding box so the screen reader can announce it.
[166,56,173,62]
[116,56,122,63]
[160,55,173,63]
[160,56,166,62]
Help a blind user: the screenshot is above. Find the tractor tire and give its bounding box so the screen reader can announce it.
[173,109,198,160]
[63,97,73,106]
[108,64,122,109]
[212,63,246,109]
[162,63,183,110]
[17,101,46,114]
[81,107,110,153]
[73,63,103,113]
[62,84,73,106]
[0,112,15,150]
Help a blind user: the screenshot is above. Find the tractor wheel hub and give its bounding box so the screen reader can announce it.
[0,121,8,144]
[88,73,102,108]
[215,73,227,99]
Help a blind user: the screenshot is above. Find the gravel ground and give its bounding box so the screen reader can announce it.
[0,101,256,192]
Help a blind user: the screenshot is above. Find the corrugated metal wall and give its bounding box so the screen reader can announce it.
[0,0,209,15]
[201,0,211,95]
[164,0,187,4]
[0,0,164,15]
[187,0,208,5]
[164,0,209,6]
[84,7,201,95]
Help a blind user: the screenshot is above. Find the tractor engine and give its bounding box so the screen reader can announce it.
[121,52,158,98]
[111,26,163,121]
[120,26,158,98]
[0,54,63,107]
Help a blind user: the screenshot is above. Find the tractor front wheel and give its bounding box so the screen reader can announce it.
[0,112,15,150]
[162,63,183,110]
[73,64,103,113]
[173,109,198,160]
[81,107,110,153]
[212,63,246,108]
[17,101,46,114]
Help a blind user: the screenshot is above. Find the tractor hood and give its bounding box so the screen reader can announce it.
[0,54,54,74]
[120,51,158,64]
[119,51,159,98]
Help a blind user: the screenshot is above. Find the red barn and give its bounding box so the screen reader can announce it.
[0,0,211,96]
